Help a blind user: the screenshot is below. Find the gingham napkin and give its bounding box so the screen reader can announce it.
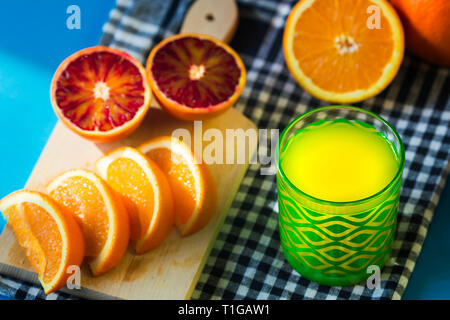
[2,0,449,300]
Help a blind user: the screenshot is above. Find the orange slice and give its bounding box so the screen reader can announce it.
[146,33,246,120]
[0,190,85,294]
[138,136,217,237]
[283,0,404,103]
[46,169,130,276]
[50,46,151,143]
[96,147,174,254]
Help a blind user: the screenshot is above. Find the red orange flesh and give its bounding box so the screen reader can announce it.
[147,33,246,120]
[51,46,151,142]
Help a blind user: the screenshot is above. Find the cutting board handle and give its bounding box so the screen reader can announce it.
[180,0,238,43]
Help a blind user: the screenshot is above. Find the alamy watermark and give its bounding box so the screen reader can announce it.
[366,265,381,289]
[66,265,81,290]
[66,5,81,30]
[366,5,381,30]
[171,121,279,176]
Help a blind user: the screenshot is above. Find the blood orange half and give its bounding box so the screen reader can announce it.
[146,33,246,121]
[51,46,151,143]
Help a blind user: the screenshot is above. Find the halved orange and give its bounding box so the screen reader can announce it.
[50,46,151,143]
[96,147,174,254]
[138,136,217,237]
[283,0,404,103]
[0,190,85,294]
[46,169,130,276]
[146,33,246,120]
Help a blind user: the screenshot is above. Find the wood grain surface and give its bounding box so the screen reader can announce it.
[0,106,257,299]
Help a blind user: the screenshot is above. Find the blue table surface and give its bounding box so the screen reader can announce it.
[0,1,449,300]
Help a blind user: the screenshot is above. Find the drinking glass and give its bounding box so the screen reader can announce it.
[276,106,405,286]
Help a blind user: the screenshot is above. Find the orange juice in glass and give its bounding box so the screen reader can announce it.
[276,106,404,286]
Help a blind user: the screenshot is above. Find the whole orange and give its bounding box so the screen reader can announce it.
[391,0,450,66]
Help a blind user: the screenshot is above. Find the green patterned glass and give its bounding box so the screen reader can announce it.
[276,106,405,286]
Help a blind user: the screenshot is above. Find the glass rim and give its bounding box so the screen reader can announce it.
[276,105,406,207]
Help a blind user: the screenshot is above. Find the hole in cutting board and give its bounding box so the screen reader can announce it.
[205,13,214,21]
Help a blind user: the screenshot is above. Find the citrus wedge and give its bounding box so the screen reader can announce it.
[46,169,130,276]
[138,136,217,237]
[0,190,85,294]
[283,0,404,103]
[51,46,151,142]
[96,147,174,254]
[146,33,246,120]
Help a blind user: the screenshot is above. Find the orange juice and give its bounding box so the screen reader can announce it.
[280,119,400,202]
[276,107,404,286]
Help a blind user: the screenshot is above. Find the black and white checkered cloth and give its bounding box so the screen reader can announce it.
[2,0,449,300]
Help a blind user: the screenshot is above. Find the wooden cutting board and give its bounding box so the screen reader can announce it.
[0,0,256,299]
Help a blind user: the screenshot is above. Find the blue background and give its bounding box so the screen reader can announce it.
[0,1,448,300]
